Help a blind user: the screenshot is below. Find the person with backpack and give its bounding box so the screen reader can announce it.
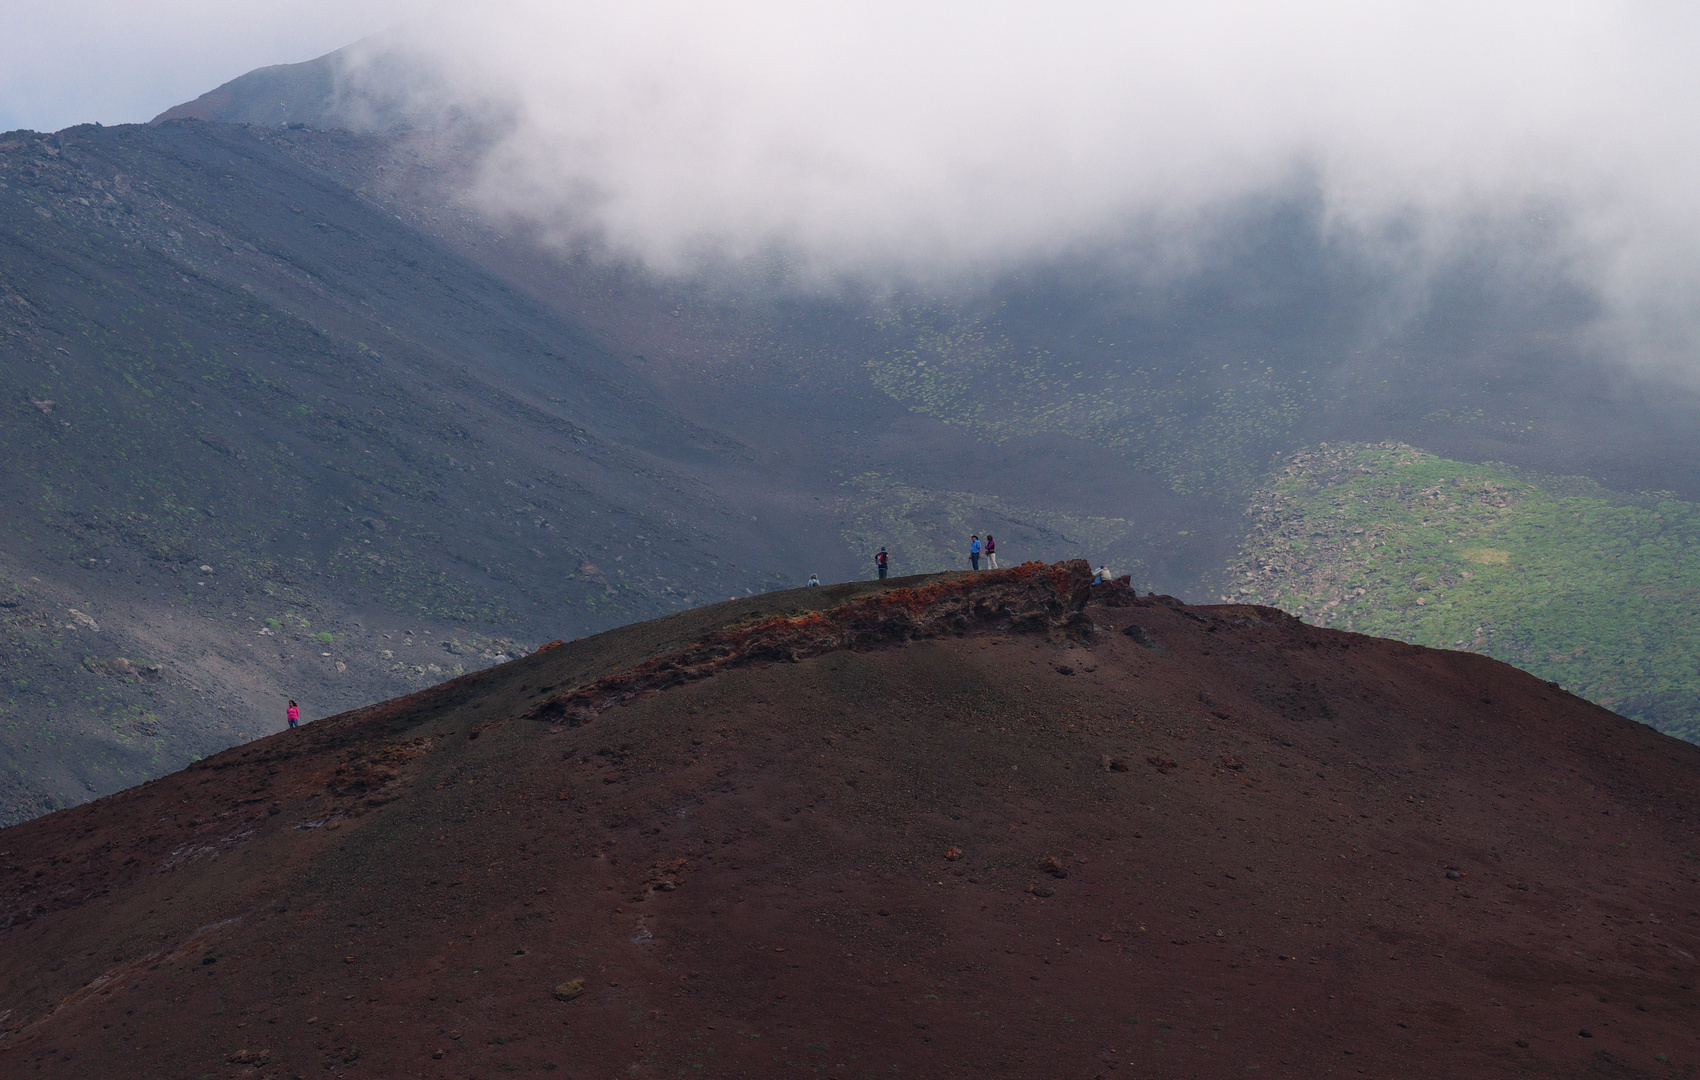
[969,535,982,570]
[874,547,889,580]
[287,699,300,729]
[984,534,997,569]
[807,573,822,588]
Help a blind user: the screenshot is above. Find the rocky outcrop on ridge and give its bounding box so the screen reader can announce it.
[528,559,1095,721]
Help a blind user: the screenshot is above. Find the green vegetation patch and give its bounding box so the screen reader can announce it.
[1226,442,1700,742]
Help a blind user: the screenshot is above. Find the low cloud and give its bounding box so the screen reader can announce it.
[344,2,1700,367]
[17,1,1700,369]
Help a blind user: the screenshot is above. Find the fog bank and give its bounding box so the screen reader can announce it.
[12,1,1700,369]
[327,2,1699,368]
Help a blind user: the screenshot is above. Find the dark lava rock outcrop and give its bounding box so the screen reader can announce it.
[528,560,1095,722]
[1,562,1697,1079]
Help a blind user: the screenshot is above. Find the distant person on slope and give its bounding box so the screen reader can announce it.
[287,699,300,729]
[1093,565,1113,584]
[874,547,889,580]
[984,534,997,569]
[807,573,821,588]
[970,535,982,571]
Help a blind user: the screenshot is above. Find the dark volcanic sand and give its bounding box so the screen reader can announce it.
[1,564,1697,1079]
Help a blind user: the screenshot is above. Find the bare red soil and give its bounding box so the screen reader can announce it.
[1,561,1697,1079]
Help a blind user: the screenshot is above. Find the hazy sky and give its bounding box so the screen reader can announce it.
[0,0,405,132]
[7,1,1700,369]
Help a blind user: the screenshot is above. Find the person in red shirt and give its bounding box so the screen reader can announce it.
[874,547,889,580]
[287,700,300,729]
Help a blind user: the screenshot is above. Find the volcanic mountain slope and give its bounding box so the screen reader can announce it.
[164,46,1700,512]
[0,117,1168,826]
[162,53,1700,596]
[0,119,858,823]
[0,561,1696,1079]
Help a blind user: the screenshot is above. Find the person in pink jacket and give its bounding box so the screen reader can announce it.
[287,700,300,729]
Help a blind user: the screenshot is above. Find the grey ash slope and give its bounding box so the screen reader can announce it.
[0,120,827,824]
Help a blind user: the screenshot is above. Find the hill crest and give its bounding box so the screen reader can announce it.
[2,562,1697,1077]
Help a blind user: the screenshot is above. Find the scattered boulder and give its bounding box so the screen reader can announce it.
[552,978,586,1001]
[642,858,689,895]
[82,656,161,681]
[1089,577,1142,607]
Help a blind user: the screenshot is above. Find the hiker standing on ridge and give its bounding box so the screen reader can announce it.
[807,573,821,588]
[874,547,889,580]
[984,534,997,569]
[969,535,982,571]
[287,699,300,729]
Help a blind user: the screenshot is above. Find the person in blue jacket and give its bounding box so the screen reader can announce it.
[969,535,982,571]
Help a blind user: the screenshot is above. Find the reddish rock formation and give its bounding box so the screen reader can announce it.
[528,560,1094,722]
[1,562,1697,1079]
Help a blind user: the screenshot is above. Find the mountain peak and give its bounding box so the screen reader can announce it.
[151,40,448,134]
